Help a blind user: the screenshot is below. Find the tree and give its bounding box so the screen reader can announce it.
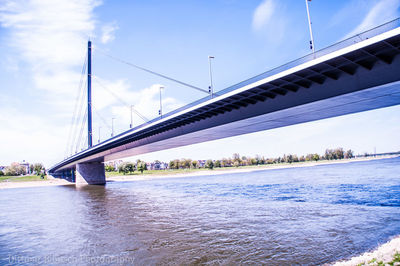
[136,161,147,174]
[169,159,182,169]
[233,161,240,167]
[105,165,115,172]
[181,158,192,169]
[169,160,176,169]
[335,148,344,159]
[33,163,44,175]
[345,149,354,159]
[233,153,240,161]
[312,153,320,162]
[205,160,214,170]
[191,160,198,169]
[4,163,26,176]
[221,158,231,167]
[125,162,135,174]
[173,159,181,169]
[0,170,3,176]
[118,162,129,175]
[214,160,221,168]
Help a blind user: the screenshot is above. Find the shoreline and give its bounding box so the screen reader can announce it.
[0,155,396,190]
[331,235,400,265]
[108,155,398,183]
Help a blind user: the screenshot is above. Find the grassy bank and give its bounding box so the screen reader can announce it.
[106,167,212,178]
[0,175,48,182]
[106,156,395,179]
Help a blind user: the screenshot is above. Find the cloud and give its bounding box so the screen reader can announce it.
[345,0,400,38]
[252,0,275,31]
[92,80,183,130]
[101,22,118,44]
[0,0,100,101]
[0,0,100,165]
[0,106,70,166]
[251,0,287,45]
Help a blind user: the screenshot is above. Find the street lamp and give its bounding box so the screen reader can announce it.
[111,117,115,137]
[98,126,101,143]
[130,105,134,128]
[305,0,315,54]
[208,55,214,98]
[159,86,164,118]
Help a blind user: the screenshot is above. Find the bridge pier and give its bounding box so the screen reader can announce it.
[76,162,106,185]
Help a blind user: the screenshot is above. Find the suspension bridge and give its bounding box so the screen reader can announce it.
[49,19,400,185]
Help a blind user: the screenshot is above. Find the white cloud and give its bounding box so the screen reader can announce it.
[251,0,287,45]
[252,0,274,31]
[0,0,99,102]
[0,106,69,166]
[0,0,100,165]
[101,22,118,44]
[92,80,183,130]
[345,0,400,38]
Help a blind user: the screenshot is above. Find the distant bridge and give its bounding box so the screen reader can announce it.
[49,19,400,185]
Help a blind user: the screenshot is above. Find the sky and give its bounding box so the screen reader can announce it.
[0,0,400,167]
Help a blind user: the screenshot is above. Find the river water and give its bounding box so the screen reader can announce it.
[1,157,400,265]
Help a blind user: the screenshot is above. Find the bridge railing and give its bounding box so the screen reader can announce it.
[126,19,400,125]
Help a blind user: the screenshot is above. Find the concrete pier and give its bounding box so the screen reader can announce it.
[76,162,106,185]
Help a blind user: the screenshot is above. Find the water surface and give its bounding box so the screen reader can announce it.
[1,157,400,265]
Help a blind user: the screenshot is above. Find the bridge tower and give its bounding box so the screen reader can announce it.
[88,40,93,148]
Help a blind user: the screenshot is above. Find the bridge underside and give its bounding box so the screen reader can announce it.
[103,80,400,161]
[50,27,400,182]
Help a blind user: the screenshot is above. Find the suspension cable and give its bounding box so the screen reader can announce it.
[92,75,150,122]
[94,47,210,95]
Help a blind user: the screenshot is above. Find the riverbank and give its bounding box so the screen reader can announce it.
[332,235,400,265]
[0,155,396,190]
[0,176,72,190]
[107,155,398,183]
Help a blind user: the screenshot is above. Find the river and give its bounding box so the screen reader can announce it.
[1,157,400,265]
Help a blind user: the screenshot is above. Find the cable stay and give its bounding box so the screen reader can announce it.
[92,75,150,123]
[94,47,210,95]
[92,106,112,131]
[81,136,88,151]
[70,83,87,155]
[65,52,88,158]
[75,108,88,154]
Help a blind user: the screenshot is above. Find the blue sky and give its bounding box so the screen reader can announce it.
[0,0,400,166]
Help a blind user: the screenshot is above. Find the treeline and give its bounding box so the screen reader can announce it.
[104,147,354,173]
[0,162,45,177]
[105,160,147,175]
[167,148,354,170]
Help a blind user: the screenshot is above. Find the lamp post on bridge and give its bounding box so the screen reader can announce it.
[159,86,164,118]
[98,126,101,143]
[208,55,214,98]
[305,0,315,55]
[130,105,134,128]
[111,117,115,137]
